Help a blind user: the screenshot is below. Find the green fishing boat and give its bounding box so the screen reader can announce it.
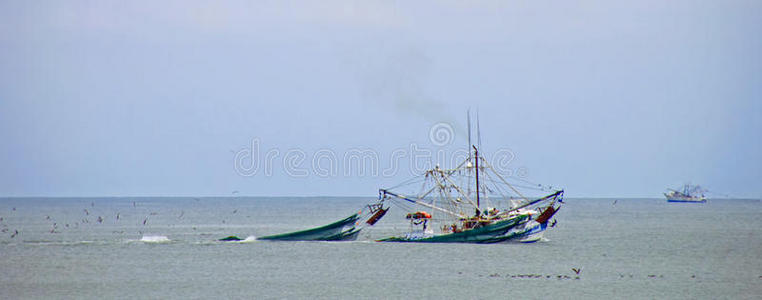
[377,113,563,243]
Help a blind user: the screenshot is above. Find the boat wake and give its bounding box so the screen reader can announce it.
[140,235,171,243]
[227,235,257,243]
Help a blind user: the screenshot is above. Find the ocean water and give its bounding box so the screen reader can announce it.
[0,197,760,299]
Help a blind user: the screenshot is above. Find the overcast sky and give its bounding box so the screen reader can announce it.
[1,1,760,198]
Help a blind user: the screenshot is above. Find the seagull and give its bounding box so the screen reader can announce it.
[11,230,18,238]
[572,268,581,275]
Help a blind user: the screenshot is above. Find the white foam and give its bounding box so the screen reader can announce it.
[225,235,257,243]
[140,235,170,243]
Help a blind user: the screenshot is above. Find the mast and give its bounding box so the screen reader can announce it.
[473,145,480,216]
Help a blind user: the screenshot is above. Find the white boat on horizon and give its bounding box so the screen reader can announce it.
[665,184,706,203]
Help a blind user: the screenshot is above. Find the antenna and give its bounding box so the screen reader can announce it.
[467,109,472,155]
[476,109,482,151]
[466,109,472,197]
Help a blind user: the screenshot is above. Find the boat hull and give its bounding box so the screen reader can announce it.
[377,215,528,243]
[667,198,707,203]
[665,191,706,203]
[505,221,548,243]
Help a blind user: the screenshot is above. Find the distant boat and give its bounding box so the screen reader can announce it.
[665,184,706,203]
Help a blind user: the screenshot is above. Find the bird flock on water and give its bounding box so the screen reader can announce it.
[1,197,246,240]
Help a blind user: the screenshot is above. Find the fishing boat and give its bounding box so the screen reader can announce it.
[376,115,563,243]
[665,184,707,203]
[376,146,562,243]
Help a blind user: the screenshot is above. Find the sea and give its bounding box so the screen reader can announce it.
[0,197,760,299]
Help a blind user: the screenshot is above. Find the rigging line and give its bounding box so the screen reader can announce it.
[389,195,419,213]
[384,176,426,191]
[417,171,437,199]
[441,156,470,176]
[504,190,563,214]
[416,184,438,202]
[504,174,549,190]
[479,157,530,202]
[476,176,547,192]
[481,171,512,203]
[436,168,479,209]
[381,189,466,219]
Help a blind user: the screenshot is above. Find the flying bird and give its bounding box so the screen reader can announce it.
[572,268,581,275]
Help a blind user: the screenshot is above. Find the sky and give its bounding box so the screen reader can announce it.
[1,1,760,198]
